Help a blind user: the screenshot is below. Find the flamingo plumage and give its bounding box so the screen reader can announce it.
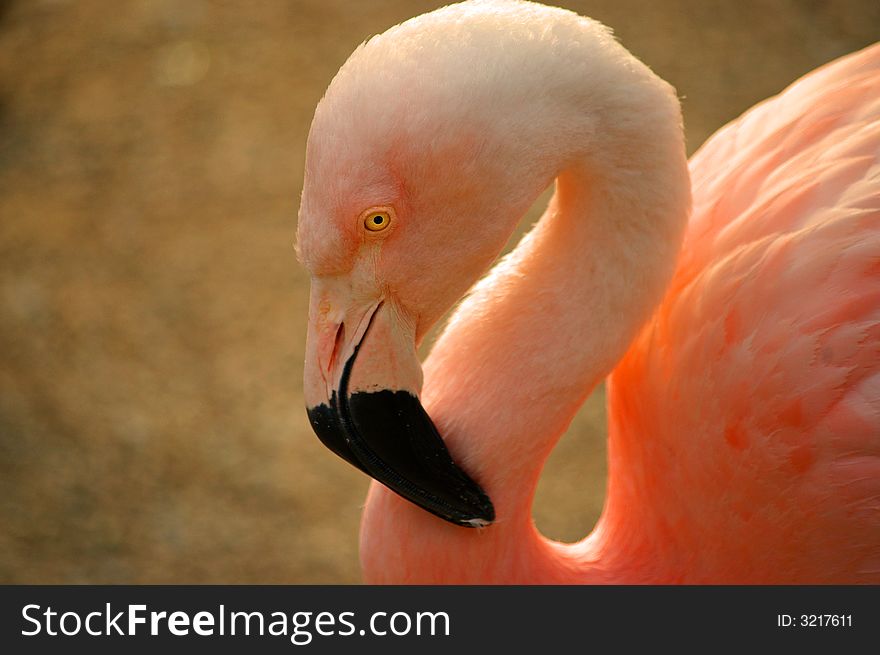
[297,0,880,583]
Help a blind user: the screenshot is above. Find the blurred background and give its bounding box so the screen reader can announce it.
[0,0,877,583]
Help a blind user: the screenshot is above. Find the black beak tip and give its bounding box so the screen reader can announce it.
[454,494,495,528]
[306,388,496,529]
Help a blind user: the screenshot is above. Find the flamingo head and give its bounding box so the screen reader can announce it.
[296,0,681,527]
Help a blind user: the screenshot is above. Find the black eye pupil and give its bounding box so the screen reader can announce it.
[373,216,383,224]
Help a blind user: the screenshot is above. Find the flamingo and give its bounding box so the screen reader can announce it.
[297,0,880,583]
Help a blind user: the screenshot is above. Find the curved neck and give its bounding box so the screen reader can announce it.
[360,60,690,584]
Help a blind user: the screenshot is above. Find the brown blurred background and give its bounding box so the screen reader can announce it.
[0,0,877,584]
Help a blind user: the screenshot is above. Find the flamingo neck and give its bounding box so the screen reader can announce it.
[361,57,691,585]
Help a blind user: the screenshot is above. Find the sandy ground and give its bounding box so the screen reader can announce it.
[0,0,876,583]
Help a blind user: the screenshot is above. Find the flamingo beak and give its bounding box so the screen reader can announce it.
[303,281,494,527]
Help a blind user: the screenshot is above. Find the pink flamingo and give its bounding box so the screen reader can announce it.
[298,0,880,583]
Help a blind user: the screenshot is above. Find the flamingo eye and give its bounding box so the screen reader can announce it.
[363,208,393,233]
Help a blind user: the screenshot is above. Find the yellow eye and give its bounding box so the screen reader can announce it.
[363,209,392,232]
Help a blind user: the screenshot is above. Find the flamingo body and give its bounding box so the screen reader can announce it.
[607,45,880,583]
